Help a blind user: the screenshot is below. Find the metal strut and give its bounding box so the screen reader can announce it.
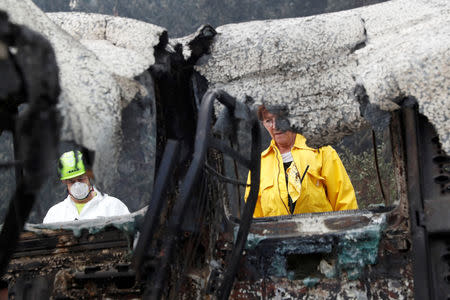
[144,89,261,300]
[0,16,60,277]
[132,139,181,280]
[216,112,261,300]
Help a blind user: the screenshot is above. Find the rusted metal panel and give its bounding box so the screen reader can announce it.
[3,227,137,299]
[230,276,414,299]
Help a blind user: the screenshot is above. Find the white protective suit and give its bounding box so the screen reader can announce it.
[43,188,130,223]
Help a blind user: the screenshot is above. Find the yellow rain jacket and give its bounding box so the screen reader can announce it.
[245,134,358,218]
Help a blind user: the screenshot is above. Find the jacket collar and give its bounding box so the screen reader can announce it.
[261,133,316,157]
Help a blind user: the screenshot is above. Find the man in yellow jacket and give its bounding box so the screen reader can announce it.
[245,106,358,218]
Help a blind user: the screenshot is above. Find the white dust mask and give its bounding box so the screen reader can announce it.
[70,182,91,200]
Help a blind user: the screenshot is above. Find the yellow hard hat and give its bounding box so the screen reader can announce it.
[58,150,86,180]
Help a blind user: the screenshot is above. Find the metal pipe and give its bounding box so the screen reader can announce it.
[217,114,261,300]
[133,139,180,279]
[146,89,218,299]
[402,105,433,300]
[145,89,261,299]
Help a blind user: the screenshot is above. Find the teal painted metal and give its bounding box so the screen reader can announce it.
[303,277,320,288]
[336,219,386,280]
[237,214,386,282]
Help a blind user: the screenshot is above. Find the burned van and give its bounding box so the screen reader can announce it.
[0,0,449,299]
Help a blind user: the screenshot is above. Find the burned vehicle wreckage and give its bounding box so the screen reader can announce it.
[0,0,449,299]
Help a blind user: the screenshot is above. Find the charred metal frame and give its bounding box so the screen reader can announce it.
[0,10,447,297]
[134,89,261,299]
[402,103,450,300]
[0,11,60,278]
[199,107,415,299]
[133,139,181,279]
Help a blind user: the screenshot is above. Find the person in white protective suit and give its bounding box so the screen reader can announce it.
[43,150,129,223]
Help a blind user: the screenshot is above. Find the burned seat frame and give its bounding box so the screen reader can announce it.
[133,89,261,300]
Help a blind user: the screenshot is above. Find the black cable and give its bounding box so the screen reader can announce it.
[372,130,387,205]
[170,172,209,300]
[204,162,249,186]
[147,90,218,300]
[133,140,180,279]
[217,116,261,300]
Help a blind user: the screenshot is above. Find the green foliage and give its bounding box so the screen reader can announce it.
[333,127,397,209]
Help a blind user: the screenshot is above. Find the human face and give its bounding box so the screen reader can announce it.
[262,111,296,150]
[63,174,92,201]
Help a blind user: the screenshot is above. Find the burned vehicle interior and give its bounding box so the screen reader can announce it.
[1,0,449,299]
